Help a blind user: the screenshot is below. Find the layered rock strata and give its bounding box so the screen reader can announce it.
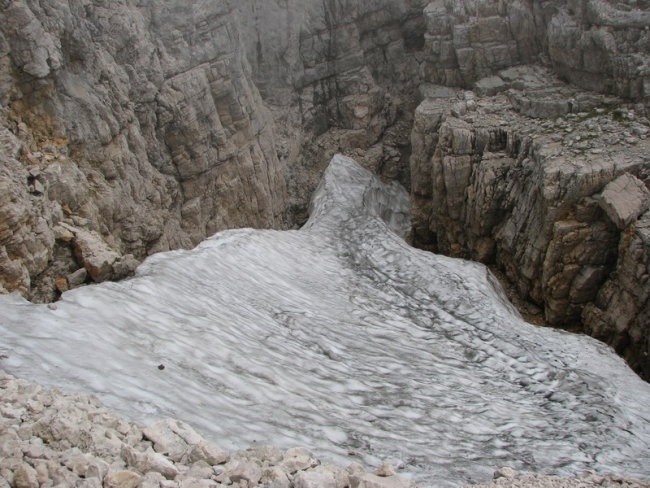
[410,65,650,378]
[0,0,431,301]
[0,2,288,301]
[423,0,650,100]
[237,0,430,222]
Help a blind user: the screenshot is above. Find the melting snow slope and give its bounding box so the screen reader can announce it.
[1,155,650,486]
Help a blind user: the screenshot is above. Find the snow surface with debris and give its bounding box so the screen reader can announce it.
[1,155,650,486]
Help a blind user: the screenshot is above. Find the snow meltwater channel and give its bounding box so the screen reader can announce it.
[2,155,650,486]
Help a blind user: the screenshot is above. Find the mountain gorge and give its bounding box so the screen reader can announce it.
[2,2,650,486]
[0,2,649,369]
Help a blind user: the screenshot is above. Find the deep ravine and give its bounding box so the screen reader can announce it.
[1,156,649,486]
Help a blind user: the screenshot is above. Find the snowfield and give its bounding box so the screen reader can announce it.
[2,155,650,486]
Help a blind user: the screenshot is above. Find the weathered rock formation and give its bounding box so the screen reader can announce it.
[423,0,650,99]
[408,0,650,380]
[237,0,430,220]
[0,0,429,301]
[0,1,288,301]
[410,65,650,378]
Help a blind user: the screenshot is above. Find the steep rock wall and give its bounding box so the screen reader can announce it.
[411,0,650,378]
[0,0,433,301]
[0,1,288,301]
[423,0,650,101]
[410,66,650,378]
[237,0,430,220]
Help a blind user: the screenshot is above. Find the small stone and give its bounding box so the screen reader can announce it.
[103,470,141,488]
[599,173,650,229]
[493,467,517,479]
[280,447,317,473]
[185,460,213,479]
[143,419,228,465]
[349,472,416,488]
[295,465,348,488]
[227,460,262,486]
[13,463,39,488]
[260,466,290,488]
[55,277,69,293]
[67,268,88,288]
[52,224,74,242]
[347,463,365,477]
[113,254,139,279]
[139,472,166,488]
[30,180,45,195]
[375,464,396,477]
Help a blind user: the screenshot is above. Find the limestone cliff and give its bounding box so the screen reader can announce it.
[423,0,650,99]
[410,0,650,379]
[237,0,429,220]
[0,0,429,301]
[0,1,288,301]
[410,66,650,379]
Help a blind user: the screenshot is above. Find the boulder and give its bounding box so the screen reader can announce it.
[599,173,650,230]
[294,465,349,488]
[103,470,141,488]
[280,447,318,473]
[12,463,39,488]
[226,460,262,486]
[143,419,228,465]
[350,473,417,488]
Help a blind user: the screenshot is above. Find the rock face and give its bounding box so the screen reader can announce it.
[407,1,650,382]
[0,0,429,301]
[0,1,288,301]
[422,0,650,99]
[410,64,650,379]
[237,0,430,221]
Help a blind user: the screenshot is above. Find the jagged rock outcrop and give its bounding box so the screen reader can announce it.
[410,0,650,379]
[410,65,650,378]
[583,210,650,377]
[237,0,430,221]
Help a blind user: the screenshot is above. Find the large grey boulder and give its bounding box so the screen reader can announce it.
[599,173,650,230]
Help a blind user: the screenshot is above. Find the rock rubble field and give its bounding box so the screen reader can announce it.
[2,370,648,488]
[0,369,418,488]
